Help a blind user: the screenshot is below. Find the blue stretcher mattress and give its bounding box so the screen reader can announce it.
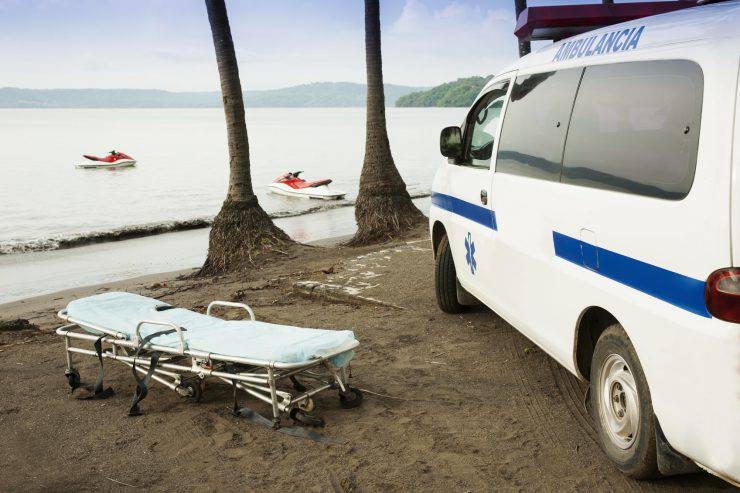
[65,292,357,366]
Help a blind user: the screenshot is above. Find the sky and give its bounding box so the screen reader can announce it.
[0,0,602,91]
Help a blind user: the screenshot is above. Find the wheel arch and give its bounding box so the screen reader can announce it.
[431,221,448,259]
[573,305,620,381]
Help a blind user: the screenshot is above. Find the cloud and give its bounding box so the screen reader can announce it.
[380,0,519,86]
[0,0,521,91]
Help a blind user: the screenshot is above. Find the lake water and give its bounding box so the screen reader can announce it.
[0,108,464,303]
[0,108,465,254]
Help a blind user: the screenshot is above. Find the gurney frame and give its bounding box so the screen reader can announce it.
[55,301,361,428]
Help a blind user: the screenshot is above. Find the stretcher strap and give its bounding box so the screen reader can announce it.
[75,336,115,400]
[128,328,177,417]
[233,406,345,444]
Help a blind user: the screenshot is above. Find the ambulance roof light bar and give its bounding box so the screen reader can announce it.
[514,1,698,50]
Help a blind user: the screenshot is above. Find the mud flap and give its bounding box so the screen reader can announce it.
[456,278,481,306]
[583,385,591,415]
[655,417,700,476]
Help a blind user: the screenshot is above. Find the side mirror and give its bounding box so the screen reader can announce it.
[440,126,462,160]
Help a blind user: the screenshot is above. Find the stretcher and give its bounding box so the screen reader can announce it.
[55,292,362,434]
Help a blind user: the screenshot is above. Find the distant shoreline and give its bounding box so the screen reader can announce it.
[0,82,428,109]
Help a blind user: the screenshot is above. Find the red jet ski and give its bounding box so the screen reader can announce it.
[268,171,346,200]
[77,150,136,169]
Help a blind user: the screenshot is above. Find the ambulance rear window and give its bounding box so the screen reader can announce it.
[561,60,703,200]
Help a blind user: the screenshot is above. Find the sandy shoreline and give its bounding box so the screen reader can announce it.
[0,197,429,305]
[0,227,729,491]
[0,233,351,319]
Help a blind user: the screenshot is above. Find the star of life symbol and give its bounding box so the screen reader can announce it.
[465,232,476,275]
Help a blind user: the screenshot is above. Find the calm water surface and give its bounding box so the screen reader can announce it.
[0,108,465,253]
[0,108,463,302]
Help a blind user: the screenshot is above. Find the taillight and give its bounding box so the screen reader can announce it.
[706,268,740,322]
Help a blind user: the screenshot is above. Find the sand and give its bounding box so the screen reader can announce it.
[0,227,731,491]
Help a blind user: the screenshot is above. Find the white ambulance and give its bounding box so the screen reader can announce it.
[430,1,740,484]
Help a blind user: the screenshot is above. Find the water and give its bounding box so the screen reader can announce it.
[0,196,431,304]
[0,108,465,254]
[0,108,463,303]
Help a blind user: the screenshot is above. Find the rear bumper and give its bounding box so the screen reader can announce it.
[643,316,740,484]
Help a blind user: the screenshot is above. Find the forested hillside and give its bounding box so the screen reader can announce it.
[395,76,492,107]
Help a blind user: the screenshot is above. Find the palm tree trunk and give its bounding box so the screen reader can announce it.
[200,0,289,275]
[349,0,424,246]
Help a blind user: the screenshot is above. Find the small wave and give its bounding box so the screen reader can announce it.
[0,191,431,255]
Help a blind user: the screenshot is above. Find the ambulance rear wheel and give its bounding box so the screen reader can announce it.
[590,324,659,479]
[435,235,464,314]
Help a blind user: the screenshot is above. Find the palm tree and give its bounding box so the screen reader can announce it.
[200,0,289,274]
[350,0,424,245]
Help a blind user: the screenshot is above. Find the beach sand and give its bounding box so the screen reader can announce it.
[0,227,730,491]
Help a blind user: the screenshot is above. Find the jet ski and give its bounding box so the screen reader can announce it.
[76,150,136,169]
[268,171,346,200]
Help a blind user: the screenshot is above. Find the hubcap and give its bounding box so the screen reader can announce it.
[599,354,640,449]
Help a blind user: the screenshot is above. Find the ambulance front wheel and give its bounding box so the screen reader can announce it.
[435,235,464,314]
[590,324,659,479]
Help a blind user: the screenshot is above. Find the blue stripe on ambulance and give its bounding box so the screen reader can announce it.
[552,231,710,318]
[431,192,497,230]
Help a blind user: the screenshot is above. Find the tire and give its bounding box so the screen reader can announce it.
[435,235,464,314]
[65,370,80,390]
[180,380,203,403]
[590,324,659,479]
[339,387,363,409]
[290,408,325,427]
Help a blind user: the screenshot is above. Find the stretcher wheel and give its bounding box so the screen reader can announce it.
[181,380,202,403]
[290,408,325,427]
[65,370,80,390]
[298,398,315,412]
[339,387,363,409]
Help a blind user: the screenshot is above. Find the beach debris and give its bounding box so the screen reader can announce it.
[105,477,138,488]
[293,281,403,309]
[0,318,39,332]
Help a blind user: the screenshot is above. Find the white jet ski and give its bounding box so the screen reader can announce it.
[268,171,346,200]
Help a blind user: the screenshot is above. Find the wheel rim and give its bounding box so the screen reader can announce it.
[599,353,640,450]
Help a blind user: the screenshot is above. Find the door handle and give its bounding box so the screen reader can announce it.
[480,190,488,205]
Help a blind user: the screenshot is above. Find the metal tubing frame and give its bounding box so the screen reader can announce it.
[206,300,255,321]
[57,310,358,370]
[55,302,357,423]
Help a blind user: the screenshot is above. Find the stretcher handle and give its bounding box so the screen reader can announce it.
[135,320,186,355]
[206,301,255,321]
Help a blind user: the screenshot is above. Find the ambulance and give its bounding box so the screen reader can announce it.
[430,1,740,483]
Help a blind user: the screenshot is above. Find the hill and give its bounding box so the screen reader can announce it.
[395,76,493,107]
[0,82,426,108]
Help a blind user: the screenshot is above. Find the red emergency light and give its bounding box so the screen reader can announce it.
[515,1,697,43]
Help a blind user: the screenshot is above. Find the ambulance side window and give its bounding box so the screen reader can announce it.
[496,68,583,180]
[561,60,703,200]
[461,81,509,169]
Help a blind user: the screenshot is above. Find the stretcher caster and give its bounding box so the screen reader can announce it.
[65,370,80,390]
[290,408,325,427]
[339,387,363,409]
[178,380,202,403]
[297,398,315,413]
